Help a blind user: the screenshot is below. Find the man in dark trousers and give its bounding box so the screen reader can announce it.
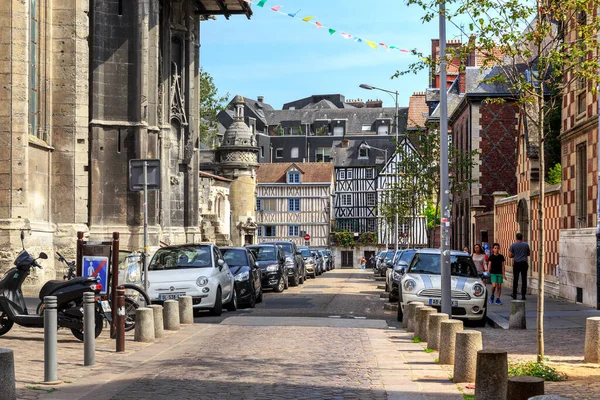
[509,232,531,300]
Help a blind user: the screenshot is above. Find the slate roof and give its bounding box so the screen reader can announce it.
[264,107,409,135]
[331,139,397,168]
[256,162,334,184]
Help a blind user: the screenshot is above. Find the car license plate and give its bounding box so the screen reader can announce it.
[100,300,111,313]
[428,298,458,307]
[159,292,185,301]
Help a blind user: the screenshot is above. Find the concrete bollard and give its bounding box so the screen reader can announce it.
[438,319,463,365]
[149,304,165,339]
[453,330,483,383]
[584,317,600,363]
[509,300,527,329]
[507,376,544,400]
[178,296,194,325]
[43,296,60,384]
[416,307,437,342]
[134,307,155,342]
[474,350,508,400]
[528,396,568,400]
[407,302,425,333]
[427,313,449,351]
[0,348,16,400]
[163,300,180,331]
[83,292,96,366]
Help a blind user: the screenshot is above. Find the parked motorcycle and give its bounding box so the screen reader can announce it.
[0,231,104,341]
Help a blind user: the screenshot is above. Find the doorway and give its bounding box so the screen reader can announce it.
[341,251,354,268]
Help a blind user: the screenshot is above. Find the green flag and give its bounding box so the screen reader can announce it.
[328,28,336,35]
[257,0,267,7]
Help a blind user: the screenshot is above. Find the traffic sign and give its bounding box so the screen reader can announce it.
[129,159,161,191]
[304,233,311,241]
[82,255,109,295]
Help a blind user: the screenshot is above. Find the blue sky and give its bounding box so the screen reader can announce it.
[200,0,464,109]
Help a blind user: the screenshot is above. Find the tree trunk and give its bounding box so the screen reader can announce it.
[537,88,546,363]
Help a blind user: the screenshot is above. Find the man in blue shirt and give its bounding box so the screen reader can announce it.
[509,232,531,300]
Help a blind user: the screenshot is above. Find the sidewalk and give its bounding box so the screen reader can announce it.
[486,291,600,329]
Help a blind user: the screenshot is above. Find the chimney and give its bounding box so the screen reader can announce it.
[341,139,350,148]
[365,99,383,108]
[346,98,365,108]
[257,96,264,103]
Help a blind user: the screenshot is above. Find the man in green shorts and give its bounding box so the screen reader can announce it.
[487,242,506,305]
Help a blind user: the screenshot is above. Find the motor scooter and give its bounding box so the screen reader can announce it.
[0,231,104,341]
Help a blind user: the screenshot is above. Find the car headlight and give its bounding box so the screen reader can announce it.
[403,279,416,292]
[306,258,315,265]
[196,276,209,287]
[472,283,485,297]
[234,271,250,282]
[266,264,279,272]
[393,271,402,281]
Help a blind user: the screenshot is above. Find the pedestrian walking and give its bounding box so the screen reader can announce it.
[369,254,376,270]
[509,232,531,300]
[487,243,505,305]
[360,256,367,270]
[472,244,488,284]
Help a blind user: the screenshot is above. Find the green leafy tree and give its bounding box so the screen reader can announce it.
[401,0,600,361]
[199,69,229,149]
[546,163,562,185]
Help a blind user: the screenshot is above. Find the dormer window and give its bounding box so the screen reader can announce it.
[287,172,301,184]
[359,147,368,159]
[377,124,389,135]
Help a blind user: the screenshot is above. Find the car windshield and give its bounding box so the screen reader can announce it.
[148,246,212,270]
[397,250,416,265]
[408,253,479,278]
[384,250,394,260]
[300,248,311,258]
[275,243,293,255]
[221,249,248,266]
[248,246,278,261]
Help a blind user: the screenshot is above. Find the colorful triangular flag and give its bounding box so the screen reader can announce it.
[379,42,390,51]
[315,21,323,28]
[257,0,267,7]
[365,40,377,49]
[354,37,363,43]
[341,32,353,39]
[302,16,315,22]
[288,9,300,17]
[400,49,409,53]
[271,5,281,12]
[328,28,336,35]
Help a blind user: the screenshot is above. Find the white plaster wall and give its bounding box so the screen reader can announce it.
[559,228,596,306]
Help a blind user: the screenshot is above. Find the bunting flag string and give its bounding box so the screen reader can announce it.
[240,0,413,55]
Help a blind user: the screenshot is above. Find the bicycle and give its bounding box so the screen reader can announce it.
[36,252,151,332]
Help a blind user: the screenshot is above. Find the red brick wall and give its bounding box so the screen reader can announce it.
[474,212,494,246]
[495,199,518,268]
[529,190,561,277]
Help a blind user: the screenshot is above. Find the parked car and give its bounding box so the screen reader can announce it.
[246,244,288,292]
[398,249,487,326]
[325,249,334,269]
[386,249,417,302]
[314,248,331,270]
[146,244,237,316]
[221,247,263,308]
[298,246,317,278]
[311,250,324,275]
[262,241,305,286]
[376,250,394,277]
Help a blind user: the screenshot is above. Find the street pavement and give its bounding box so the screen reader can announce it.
[3,269,463,400]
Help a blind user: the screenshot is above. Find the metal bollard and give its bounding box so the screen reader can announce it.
[116,286,126,352]
[43,296,60,384]
[83,292,96,366]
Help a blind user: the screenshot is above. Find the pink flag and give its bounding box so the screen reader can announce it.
[315,21,323,28]
[341,32,353,39]
[271,5,281,11]
[400,49,409,53]
[379,42,390,51]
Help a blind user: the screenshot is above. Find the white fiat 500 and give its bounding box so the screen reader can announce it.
[398,249,487,326]
[146,244,236,316]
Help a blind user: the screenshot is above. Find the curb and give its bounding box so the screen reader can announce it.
[486,310,509,329]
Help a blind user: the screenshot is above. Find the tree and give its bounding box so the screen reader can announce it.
[199,69,229,149]
[401,0,600,361]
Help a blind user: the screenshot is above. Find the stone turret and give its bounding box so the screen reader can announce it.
[216,95,260,246]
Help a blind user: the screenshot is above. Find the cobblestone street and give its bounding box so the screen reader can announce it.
[3,270,462,400]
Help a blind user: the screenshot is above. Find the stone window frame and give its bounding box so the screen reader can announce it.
[29,0,40,139]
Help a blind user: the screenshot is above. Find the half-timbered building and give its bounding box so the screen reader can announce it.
[255,163,334,247]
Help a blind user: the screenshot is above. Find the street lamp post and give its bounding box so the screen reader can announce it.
[360,84,400,253]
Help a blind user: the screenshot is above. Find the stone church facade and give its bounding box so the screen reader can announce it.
[0,0,251,292]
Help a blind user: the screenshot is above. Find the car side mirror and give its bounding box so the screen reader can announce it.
[38,252,48,260]
[217,259,225,270]
[254,262,260,269]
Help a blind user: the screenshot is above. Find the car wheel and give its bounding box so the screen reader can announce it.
[389,293,398,303]
[284,275,289,289]
[290,274,298,287]
[274,277,285,293]
[256,287,264,303]
[210,288,223,316]
[226,289,237,312]
[299,273,304,285]
[397,303,404,322]
[247,290,256,308]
